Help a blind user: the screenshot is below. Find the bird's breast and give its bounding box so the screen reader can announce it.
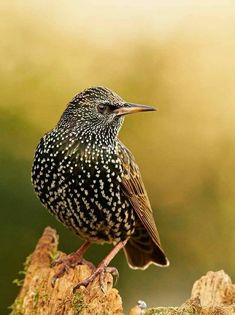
[32,130,136,243]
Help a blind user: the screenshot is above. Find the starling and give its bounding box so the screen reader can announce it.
[32,86,169,290]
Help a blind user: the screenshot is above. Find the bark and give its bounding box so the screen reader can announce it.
[10,227,235,315]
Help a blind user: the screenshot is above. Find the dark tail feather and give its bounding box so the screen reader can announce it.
[123,225,169,269]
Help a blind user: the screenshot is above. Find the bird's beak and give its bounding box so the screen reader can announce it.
[114,103,157,116]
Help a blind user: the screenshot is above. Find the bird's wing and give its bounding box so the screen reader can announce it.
[118,142,162,248]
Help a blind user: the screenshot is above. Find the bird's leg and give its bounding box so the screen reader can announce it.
[73,239,127,293]
[51,241,92,267]
[51,241,92,287]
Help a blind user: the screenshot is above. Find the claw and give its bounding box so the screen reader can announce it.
[51,255,69,268]
[106,267,119,285]
[51,257,94,287]
[73,266,119,293]
[99,269,107,293]
[50,241,91,287]
[73,240,127,292]
[100,267,119,292]
[52,240,126,291]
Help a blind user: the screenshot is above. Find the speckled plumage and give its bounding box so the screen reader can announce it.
[32,86,169,270]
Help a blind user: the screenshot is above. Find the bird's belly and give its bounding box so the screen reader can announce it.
[46,187,135,243]
[67,192,136,244]
[32,159,136,243]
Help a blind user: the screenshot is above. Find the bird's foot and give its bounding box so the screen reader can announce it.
[73,240,127,292]
[51,254,95,269]
[51,255,95,287]
[73,265,119,293]
[51,241,92,287]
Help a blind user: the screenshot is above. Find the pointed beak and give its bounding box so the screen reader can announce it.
[114,103,157,116]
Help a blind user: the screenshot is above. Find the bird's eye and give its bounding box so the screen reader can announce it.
[97,104,106,114]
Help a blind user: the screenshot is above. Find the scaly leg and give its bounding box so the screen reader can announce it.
[51,241,92,287]
[73,239,127,293]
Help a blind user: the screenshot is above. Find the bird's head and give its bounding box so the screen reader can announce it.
[58,86,156,141]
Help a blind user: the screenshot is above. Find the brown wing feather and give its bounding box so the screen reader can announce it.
[118,141,169,266]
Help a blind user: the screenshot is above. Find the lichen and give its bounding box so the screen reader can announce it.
[72,291,88,314]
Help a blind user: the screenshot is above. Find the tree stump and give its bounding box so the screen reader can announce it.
[10,227,235,315]
[10,227,124,315]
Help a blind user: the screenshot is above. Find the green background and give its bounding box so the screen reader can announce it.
[1,1,235,314]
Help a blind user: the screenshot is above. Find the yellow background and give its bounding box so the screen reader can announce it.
[1,1,235,313]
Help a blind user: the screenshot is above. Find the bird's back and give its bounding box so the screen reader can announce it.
[116,141,169,268]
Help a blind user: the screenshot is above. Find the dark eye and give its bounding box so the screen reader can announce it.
[97,104,106,114]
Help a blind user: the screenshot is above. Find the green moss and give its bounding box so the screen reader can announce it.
[41,293,49,305]
[12,278,24,287]
[72,291,87,314]
[146,307,179,315]
[48,248,59,263]
[180,305,200,315]
[33,290,39,309]
[8,298,23,315]
[12,254,32,288]
[23,254,32,273]
[145,307,200,315]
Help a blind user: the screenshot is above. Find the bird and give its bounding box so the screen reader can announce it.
[31,86,169,291]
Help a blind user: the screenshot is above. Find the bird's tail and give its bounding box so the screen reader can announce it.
[123,225,169,269]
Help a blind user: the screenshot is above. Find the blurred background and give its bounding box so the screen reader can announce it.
[1,0,235,313]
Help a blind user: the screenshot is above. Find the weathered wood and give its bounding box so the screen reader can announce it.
[10,227,124,315]
[11,227,235,315]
